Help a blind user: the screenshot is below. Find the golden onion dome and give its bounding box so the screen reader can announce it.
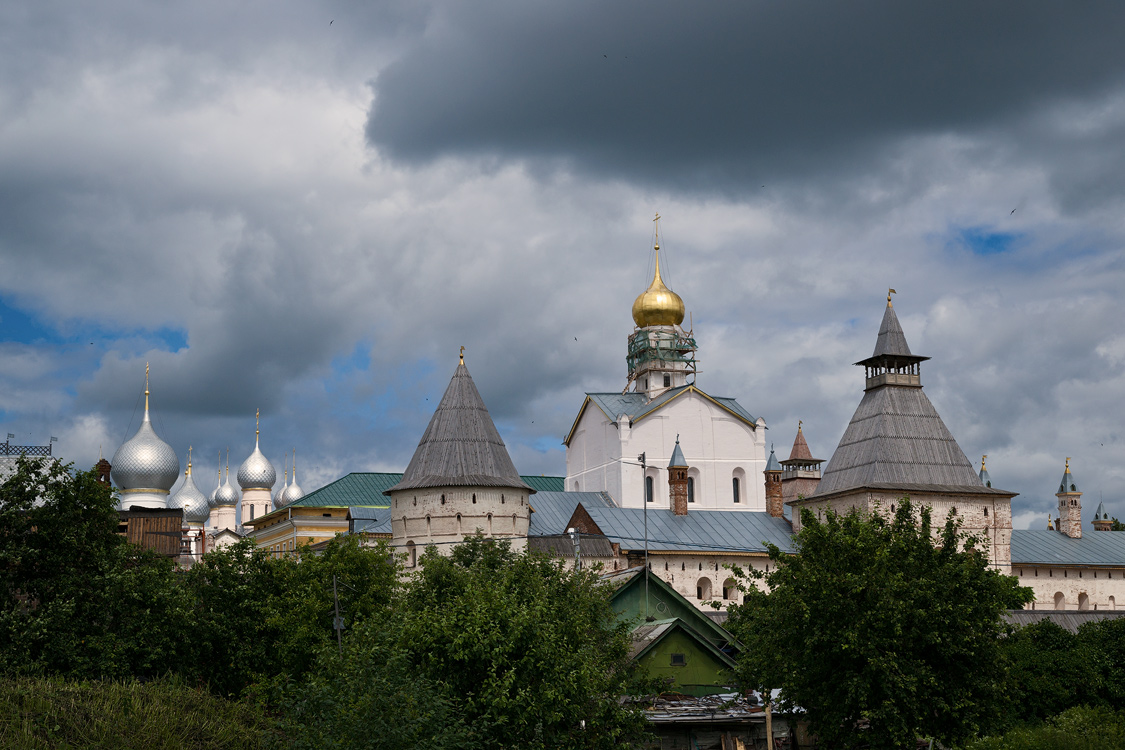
[632,244,685,327]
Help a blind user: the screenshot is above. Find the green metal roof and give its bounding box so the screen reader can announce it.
[288,472,564,509]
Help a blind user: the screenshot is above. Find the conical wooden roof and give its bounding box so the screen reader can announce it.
[814,301,1003,497]
[385,363,533,494]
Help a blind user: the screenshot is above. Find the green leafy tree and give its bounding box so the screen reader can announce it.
[0,456,190,680]
[263,535,400,680]
[726,500,1031,749]
[1000,619,1098,726]
[265,626,474,750]
[1110,516,1125,532]
[396,537,650,750]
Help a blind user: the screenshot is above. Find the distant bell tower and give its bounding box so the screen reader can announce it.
[1055,458,1082,539]
[667,436,689,516]
[626,214,697,401]
[764,446,783,518]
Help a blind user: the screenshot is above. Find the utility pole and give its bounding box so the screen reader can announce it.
[332,575,344,654]
[567,527,581,571]
[639,451,650,620]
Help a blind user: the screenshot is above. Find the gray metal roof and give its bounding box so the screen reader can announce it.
[528,491,615,536]
[527,533,617,558]
[580,385,758,432]
[1004,610,1125,634]
[386,363,533,494]
[580,505,795,554]
[1095,502,1110,521]
[765,447,781,472]
[1011,529,1125,566]
[813,384,993,496]
[668,440,687,468]
[348,506,392,535]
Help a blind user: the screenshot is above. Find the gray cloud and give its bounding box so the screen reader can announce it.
[367,1,1125,198]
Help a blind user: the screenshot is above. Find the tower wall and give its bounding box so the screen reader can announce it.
[241,488,272,524]
[118,489,169,510]
[764,471,783,518]
[211,505,237,532]
[391,486,531,564]
[1057,491,1083,539]
[669,466,688,515]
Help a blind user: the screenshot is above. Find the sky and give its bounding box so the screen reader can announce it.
[2,0,1125,529]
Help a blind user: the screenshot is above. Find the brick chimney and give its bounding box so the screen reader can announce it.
[668,436,689,516]
[765,445,783,518]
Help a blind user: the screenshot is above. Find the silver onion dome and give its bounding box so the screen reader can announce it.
[237,415,276,490]
[111,382,179,492]
[170,461,210,525]
[214,477,240,507]
[283,455,304,505]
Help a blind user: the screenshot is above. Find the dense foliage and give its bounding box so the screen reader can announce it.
[966,705,1125,750]
[0,676,264,750]
[725,500,1032,749]
[1,458,650,748]
[1001,617,1125,727]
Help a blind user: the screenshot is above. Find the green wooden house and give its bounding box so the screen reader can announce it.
[604,568,740,696]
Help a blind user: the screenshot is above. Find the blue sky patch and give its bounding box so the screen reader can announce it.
[0,296,187,352]
[953,226,1025,256]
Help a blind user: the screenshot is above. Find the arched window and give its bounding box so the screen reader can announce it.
[645,476,654,503]
[426,515,431,537]
[440,494,445,505]
[456,514,462,534]
[696,577,712,601]
[687,477,695,503]
[487,513,493,535]
[574,481,580,491]
[732,476,740,504]
[1078,593,1090,611]
[501,495,505,504]
[472,494,476,504]
[1054,592,1065,610]
[722,578,738,601]
[250,505,255,520]
[406,541,416,568]
[1110,596,1116,610]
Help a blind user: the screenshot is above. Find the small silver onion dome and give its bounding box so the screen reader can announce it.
[237,412,276,490]
[111,375,179,492]
[283,453,304,504]
[170,458,210,525]
[214,469,240,508]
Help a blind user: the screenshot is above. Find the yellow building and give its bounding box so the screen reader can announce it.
[245,471,564,555]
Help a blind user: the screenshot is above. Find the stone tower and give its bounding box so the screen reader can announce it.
[668,436,689,516]
[1092,501,1113,532]
[764,445,783,518]
[1055,458,1082,539]
[791,292,1016,571]
[386,352,535,564]
[780,422,823,505]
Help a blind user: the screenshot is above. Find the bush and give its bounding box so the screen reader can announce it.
[966,705,1125,750]
[0,676,264,750]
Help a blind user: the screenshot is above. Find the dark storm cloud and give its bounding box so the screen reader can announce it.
[367,1,1125,194]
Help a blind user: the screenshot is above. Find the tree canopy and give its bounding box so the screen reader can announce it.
[725,500,1032,749]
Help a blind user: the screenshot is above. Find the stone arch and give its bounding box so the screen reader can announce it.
[574,481,580,491]
[1078,592,1090,611]
[406,540,416,568]
[1054,592,1065,610]
[1110,596,1117,610]
[696,577,712,601]
[722,577,738,601]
